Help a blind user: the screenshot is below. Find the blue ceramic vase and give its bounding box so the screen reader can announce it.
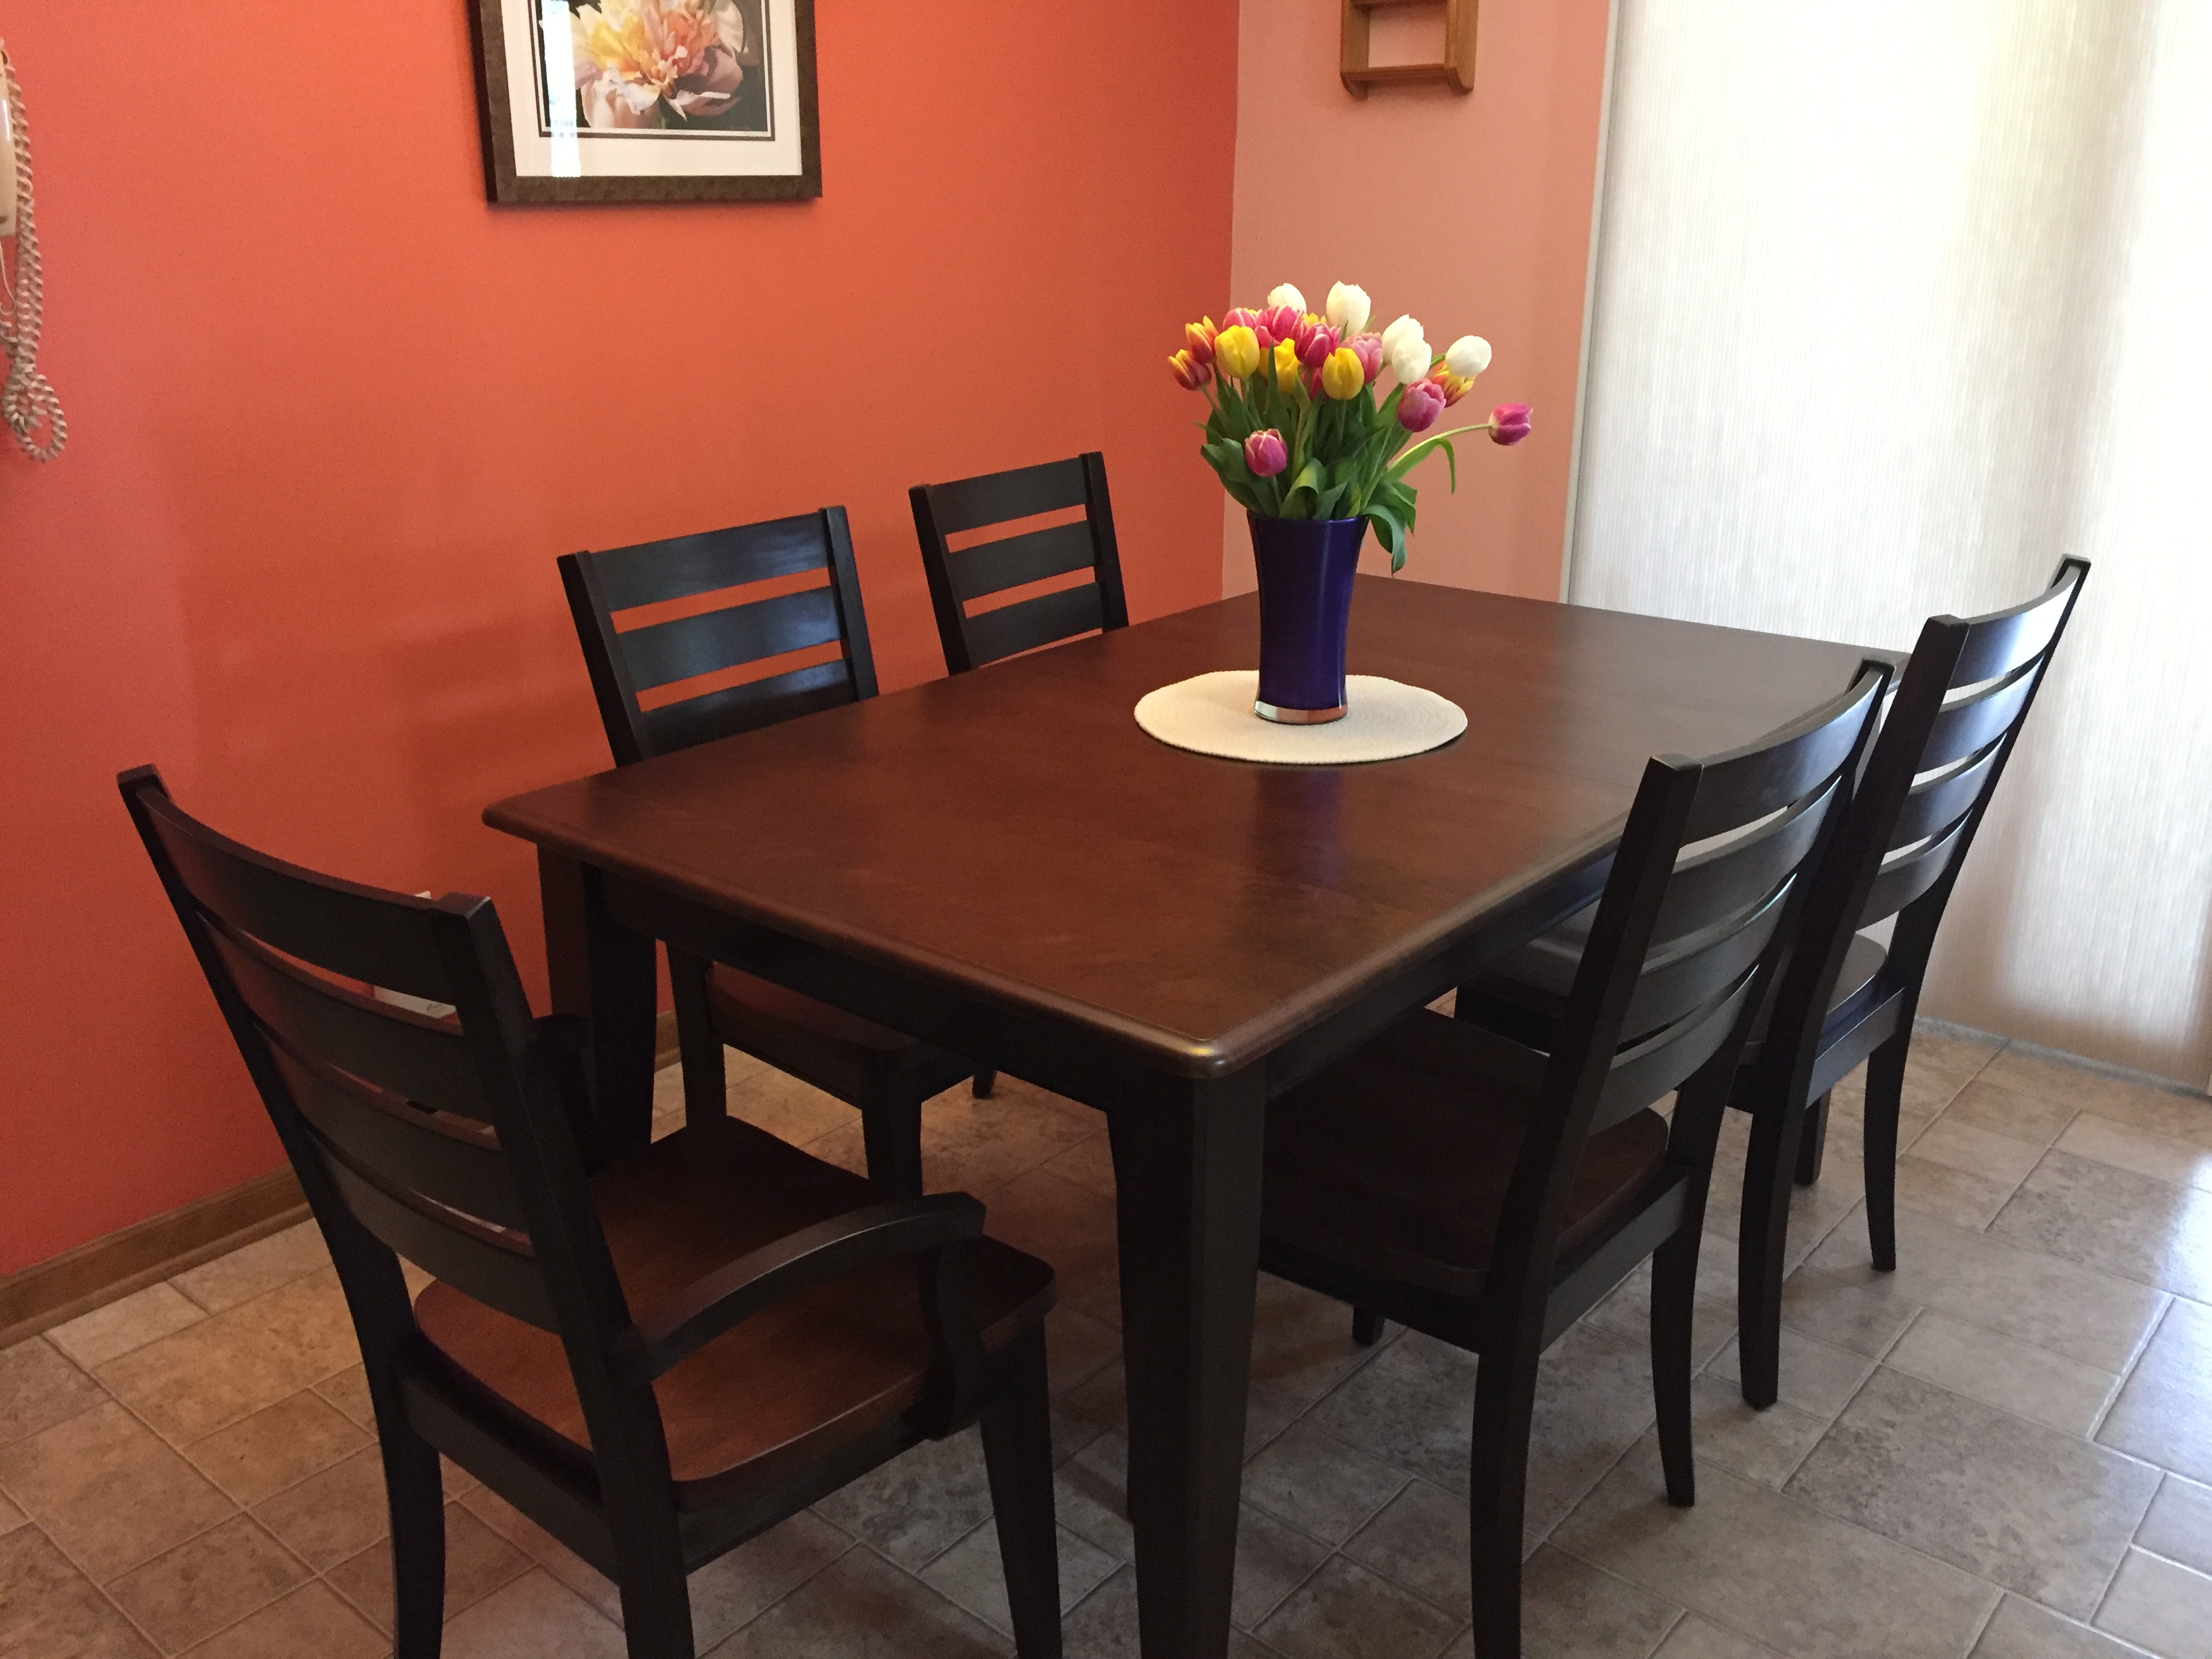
[1248,512,1367,722]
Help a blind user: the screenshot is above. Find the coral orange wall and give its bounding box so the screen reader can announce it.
[0,1,1240,1274]
[1223,0,1612,598]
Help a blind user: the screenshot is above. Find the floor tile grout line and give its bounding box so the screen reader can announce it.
[1956,1586,2003,1659]
[2090,1292,2176,1446]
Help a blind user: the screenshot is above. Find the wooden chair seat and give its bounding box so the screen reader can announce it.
[416,1115,1054,1507]
[1265,1009,1671,1301]
[705,965,977,1103]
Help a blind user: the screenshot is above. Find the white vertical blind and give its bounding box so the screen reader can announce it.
[1572,1,2212,1084]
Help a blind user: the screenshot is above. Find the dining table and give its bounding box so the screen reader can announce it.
[484,574,1885,1658]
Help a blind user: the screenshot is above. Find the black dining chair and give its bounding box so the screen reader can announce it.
[1259,665,1886,1658]
[1455,559,2089,1409]
[120,766,1063,1659]
[559,510,994,1199]
[909,451,1129,674]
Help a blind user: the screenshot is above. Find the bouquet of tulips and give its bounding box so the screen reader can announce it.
[1170,281,1531,571]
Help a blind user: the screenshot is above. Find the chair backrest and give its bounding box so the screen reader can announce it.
[909,451,1129,673]
[118,766,632,1387]
[1759,558,2089,1083]
[560,508,879,766]
[1491,662,1890,1313]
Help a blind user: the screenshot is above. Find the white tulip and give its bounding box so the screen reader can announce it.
[1326,283,1372,338]
[1389,333,1433,385]
[1267,283,1308,315]
[1380,314,1424,356]
[1446,335,1492,379]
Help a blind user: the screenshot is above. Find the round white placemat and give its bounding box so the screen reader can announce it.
[1134,672,1467,765]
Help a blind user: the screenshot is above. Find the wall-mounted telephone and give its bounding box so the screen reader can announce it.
[1,39,66,462]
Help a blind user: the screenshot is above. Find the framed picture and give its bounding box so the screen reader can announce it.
[469,0,819,203]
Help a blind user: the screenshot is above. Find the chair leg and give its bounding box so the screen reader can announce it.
[1863,1035,1910,1272]
[666,948,726,1129]
[382,1427,447,1658]
[981,1326,1063,1659]
[861,1088,927,1197]
[1651,1230,1698,1507]
[1794,1090,1831,1187]
[1467,1344,1542,1659]
[612,1556,696,1659]
[972,1069,998,1099]
[1351,1305,1386,1347]
[1734,1074,1809,1412]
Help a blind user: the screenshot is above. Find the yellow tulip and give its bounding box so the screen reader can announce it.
[1214,325,1262,380]
[1274,339,1300,394]
[1321,347,1365,401]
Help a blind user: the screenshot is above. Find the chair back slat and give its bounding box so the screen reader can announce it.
[142,798,455,1002]
[920,456,1088,535]
[1593,964,1764,1131]
[945,519,1101,602]
[962,584,1108,670]
[561,508,876,765]
[1917,661,2038,775]
[1858,813,1973,927]
[616,586,844,693]
[1949,566,2080,687]
[270,1044,529,1231]
[912,452,1128,672]
[207,920,489,1120]
[317,1150,558,1330]
[638,659,857,756]
[587,514,836,610]
[1679,674,1880,842]
[1652,777,1836,939]
[1621,876,1795,1041]
[1887,739,2002,852]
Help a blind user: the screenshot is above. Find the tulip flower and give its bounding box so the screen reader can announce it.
[1397,380,1448,433]
[1214,325,1262,380]
[1273,338,1301,394]
[1168,349,1212,391]
[1262,305,1302,349]
[1244,428,1289,477]
[1267,283,1308,315]
[1349,333,1384,384]
[1326,282,1372,340]
[1321,348,1365,401]
[1294,319,1341,370]
[1185,317,1218,365]
[1489,403,1534,445]
[1387,332,1433,386]
[1380,314,1425,358]
[1428,368,1474,407]
[1446,335,1492,380]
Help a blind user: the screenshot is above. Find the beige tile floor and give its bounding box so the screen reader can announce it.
[5,1022,2211,1658]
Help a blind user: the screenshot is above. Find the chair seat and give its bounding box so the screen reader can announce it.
[707,964,976,1103]
[1263,1008,1671,1302]
[415,1115,1053,1507]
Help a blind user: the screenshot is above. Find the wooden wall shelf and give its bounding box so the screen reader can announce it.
[1341,0,1475,98]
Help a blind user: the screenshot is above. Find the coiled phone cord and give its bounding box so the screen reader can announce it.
[1,44,66,463]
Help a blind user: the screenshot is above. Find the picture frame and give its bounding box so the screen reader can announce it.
[468,0,820,204]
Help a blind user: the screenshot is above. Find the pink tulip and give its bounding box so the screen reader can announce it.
[1294,319,1340,370]
[1262,305,1301,347]
[1222,307,1263,336]
[1244,428,1289,478]
[1397,381,1448,434]
[1489,403,1534,445]
[1350,333,1384,384]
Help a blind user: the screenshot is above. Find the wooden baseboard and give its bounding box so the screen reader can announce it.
[0,1168,310,1351]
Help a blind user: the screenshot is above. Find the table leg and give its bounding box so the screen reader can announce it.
[1106,1071,1266,1659]
[537,850,657,1160]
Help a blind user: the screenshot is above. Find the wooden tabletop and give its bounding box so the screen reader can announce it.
[487,578,1881,1080]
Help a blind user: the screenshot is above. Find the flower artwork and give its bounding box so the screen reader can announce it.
[1171,282,1532,570]
[571,0,760,131]
[470,0,819,203]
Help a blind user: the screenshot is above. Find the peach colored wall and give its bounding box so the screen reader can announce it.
[0,0,1239,1275]
[1222,0,1612,598]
